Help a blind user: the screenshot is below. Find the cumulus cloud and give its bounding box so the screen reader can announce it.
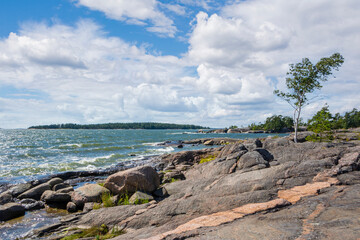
[76,0,177,37]
[186,0,360,124]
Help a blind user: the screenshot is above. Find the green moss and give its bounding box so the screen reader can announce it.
[97,182,105,187]
[199,155,216,164]
[93,203,101,210]
[60,224,124,240]
[133,198,150,205]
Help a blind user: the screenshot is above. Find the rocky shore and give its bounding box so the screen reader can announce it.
[1,130,360,239]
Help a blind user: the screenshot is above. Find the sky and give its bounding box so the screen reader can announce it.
[0,0,359,129]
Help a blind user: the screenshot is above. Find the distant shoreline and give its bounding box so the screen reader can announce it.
[28,122,209,130]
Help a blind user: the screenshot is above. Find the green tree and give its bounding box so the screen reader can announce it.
[307,104,333,141]
[263,115,294,132]
[274,53,344,142]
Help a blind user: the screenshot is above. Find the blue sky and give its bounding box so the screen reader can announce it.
[0,0,359,128]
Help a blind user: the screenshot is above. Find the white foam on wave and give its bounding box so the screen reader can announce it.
[142,142,163,147]
[155,146,175,153]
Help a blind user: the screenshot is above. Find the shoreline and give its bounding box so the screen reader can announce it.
[1,131,360,239]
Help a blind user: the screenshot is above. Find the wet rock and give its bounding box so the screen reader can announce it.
[9,183,33,197]
[129,191,154,204]
[18,182,51,200]
[104,166,160,195]
[0,190,12,204]
[0,203,25,221]
[66,202,77,213]
[19,198,45,210]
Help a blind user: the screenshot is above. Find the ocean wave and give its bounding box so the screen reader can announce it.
[142,142,163,147]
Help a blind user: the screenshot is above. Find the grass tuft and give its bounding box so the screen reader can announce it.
[199,155,216,164]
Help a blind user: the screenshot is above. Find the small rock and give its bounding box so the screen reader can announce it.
[47,178,64,188]
[177,144,184,148]
[74,184,110,202]
[0,203,25,221]
[19,198,45,210]
[83,202,95,213]
[53,183,71,191]
[40,190,71,203]
[129,191,154,204]
[66,202,77,213]
[56,186,74,193]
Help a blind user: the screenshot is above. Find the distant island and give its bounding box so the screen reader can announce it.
[28,122,208,130]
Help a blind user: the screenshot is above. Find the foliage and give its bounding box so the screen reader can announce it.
[118,193,131,205]
[199,155,216,164]
[133,197,150,205]
[101,192,115,208]
[306,104,333,142]
[61,224,125,240]
[274,53,344,142]
[263,115,294,132]
[93,203,101,210]
[229,125,238,129]
[249,115,293,132]
[249,122,264,130]
[29,122,208,130]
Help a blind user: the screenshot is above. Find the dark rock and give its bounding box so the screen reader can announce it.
[153,187,169,198]
[19,198,45,210]
[40,190,71,203]
[0,191,12,204]
[9,183,33,197]
[104,166,160,195]
[56,186,74,193]
[237,151,269,171]
[162,171,185,183]
[0,203,25,221]
[53,183,71,191]
[18,182,51,200]
[66,202,77,213]
[177,144,184,148]
[253,148,274,162]
[47,178,64,188]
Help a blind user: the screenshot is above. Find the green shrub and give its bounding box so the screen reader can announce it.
[101,192,115,208]
[118,193,131,205]
[93,203,101,210]
[60,224,125,240]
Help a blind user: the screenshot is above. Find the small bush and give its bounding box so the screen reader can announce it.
[118,193,131,205]
[101,192,115,208]
[93,203,101,210]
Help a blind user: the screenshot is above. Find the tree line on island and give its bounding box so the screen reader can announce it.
[28,122,208,130]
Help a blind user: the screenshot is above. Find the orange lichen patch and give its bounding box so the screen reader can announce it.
[278,181,332,204]
[233,198,290,215]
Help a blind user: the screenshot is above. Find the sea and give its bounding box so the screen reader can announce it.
[0,129,287,239]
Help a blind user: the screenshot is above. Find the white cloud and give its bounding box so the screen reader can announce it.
[76,0,177,37]
[185,0,360,126]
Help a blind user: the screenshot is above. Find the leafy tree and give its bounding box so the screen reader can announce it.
[263,115,294,132]
[274,53,344,142]
[307,104,333,141]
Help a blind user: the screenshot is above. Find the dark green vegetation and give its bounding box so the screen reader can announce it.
[249,115,294,132]
[306,106,360,142]
[29,122,207,130]
[274,53,344,142]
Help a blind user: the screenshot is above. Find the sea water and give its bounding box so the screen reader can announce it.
[0,129,286,185]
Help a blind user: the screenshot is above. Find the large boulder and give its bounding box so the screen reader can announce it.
[9,183,33,197]
[71,184,110,209]
[18,183,51,200]
[0,203,25,221]
[104,166,160,195]
[19,198,45,211]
